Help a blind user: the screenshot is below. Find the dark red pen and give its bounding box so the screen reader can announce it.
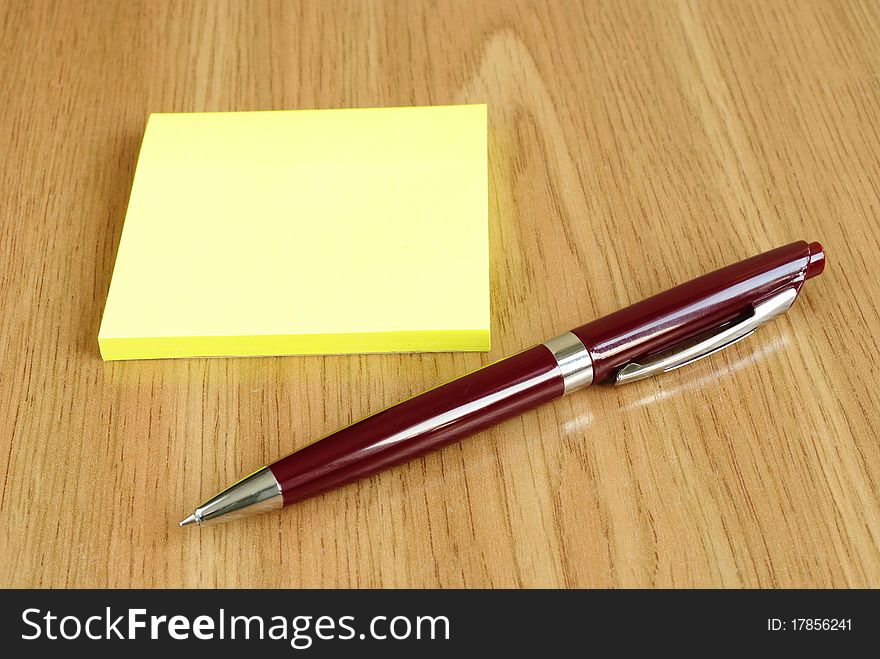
[180,241,826,526]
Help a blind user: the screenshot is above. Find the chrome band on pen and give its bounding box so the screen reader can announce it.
[543,331,594,394]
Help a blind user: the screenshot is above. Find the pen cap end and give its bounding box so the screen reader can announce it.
[805,241,825,279]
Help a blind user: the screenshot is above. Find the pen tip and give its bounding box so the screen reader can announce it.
[179,513,198,527]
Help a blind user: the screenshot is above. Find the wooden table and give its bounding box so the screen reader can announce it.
[2,0,879,588]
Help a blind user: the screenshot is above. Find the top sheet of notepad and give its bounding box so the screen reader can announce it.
[98,105,489,360]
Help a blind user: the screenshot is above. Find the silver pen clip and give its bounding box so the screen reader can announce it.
[614,287,798,385]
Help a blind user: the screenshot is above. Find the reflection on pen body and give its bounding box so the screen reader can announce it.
[181,241,826,526]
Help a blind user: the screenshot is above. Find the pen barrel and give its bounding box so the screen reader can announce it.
[571,241,825,384]
[269,345,565,505]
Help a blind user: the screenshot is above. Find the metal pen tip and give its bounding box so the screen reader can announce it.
[179,513,198,527]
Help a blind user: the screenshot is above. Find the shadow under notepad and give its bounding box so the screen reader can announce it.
[78,129,144,359]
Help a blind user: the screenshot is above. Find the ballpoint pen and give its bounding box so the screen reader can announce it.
[180,240,826,526]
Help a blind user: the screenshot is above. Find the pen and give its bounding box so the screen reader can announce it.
[180,240,826,526]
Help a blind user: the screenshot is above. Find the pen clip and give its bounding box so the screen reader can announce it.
[614,287,798,385]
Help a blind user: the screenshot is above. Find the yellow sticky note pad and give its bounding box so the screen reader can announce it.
[99,105,489,360]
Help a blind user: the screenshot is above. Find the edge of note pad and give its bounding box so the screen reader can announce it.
[98,330,490,361]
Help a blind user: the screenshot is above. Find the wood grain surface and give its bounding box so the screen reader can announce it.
[2,0,879,588]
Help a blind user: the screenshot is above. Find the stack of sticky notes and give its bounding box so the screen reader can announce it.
[98,104,489,360]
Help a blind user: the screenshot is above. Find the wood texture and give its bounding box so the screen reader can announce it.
[1,0,879,588]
